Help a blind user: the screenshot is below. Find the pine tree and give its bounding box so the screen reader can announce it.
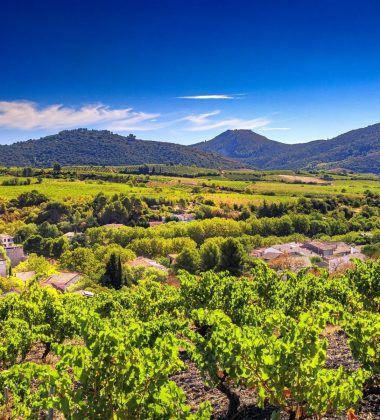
[200,242,221,271]
[175,248,200,274]
[219,238,245,275]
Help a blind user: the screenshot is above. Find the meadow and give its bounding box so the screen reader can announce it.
[0,166,379,204]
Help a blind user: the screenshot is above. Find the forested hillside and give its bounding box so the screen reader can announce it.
[2,123,380,172]
[193,123,380,173]
[0,129,240,168]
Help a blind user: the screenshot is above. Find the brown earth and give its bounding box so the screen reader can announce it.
[172,328,380,419]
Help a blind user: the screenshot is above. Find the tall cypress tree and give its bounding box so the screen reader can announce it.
[103,253,123,289]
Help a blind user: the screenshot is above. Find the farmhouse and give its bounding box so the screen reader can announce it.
[42,272,82,292]
[165,213,196,222]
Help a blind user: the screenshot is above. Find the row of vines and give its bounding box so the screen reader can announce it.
[0,259,379,418]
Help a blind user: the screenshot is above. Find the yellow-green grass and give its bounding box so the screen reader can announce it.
[0,175,378,204]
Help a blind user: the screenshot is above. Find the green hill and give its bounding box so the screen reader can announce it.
[193,123,380,173]
[0,129,241,168]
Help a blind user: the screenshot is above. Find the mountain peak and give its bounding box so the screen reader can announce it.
[193,122,380,173]
[194,128,285,160]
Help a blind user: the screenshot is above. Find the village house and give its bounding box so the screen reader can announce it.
[128,256,168,272]
[303,240,340,257]
[164,213,196,223]
[0,234,14,247]
[0,234,26,267]
[251,241,365,273]
[15,271,36,282]
[148,220,164,227]
[74,290,95,298]
[42,272,82,292]
[0,255,7,277]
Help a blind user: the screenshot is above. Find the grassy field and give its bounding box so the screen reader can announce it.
[0,171,379,204]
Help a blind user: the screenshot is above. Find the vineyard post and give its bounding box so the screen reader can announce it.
[4,387,9,406]
[48,386,55,420]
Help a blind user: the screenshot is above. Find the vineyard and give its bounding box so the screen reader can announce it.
[0,259,379,419]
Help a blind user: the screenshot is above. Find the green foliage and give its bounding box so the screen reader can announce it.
[102,252,123,289]
[187,308,368,417]
[15,254,57,279]
[219,237,245,275]
[194,124,380,173]
[175,248,201,274]
[0,260,379,418]
[344,311,380,373]
[0,128,236,169]
[199,241,221,271]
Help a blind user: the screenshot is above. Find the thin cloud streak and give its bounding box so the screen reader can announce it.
[178,94,242,100]
[259,127,291,131]
[182,110,270,132]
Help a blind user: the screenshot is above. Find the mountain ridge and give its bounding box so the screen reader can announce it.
[0,128,241,169]
[193,123,380,173]
[1,123,380,173]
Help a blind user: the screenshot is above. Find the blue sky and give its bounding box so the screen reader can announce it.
[1,0,380,144]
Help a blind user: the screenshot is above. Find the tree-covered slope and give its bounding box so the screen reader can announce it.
[193,124,380,173]
[0,129,241,168]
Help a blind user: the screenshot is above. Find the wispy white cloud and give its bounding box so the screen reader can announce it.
[177,94,243,100]
[0,100,277,137]
[182,110,270,132]
[183,110,221,124]
[0,101,159,131]
[259,126,291,131]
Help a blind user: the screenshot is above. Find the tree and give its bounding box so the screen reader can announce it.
[16,190,48,208]
[99,201,129,225]
[102,253,123,289]
[38,221,61,238]
[24,235,44,255]
[50,237,69,259]
[219,238,245,275]
[22,167,33,177]
[15,254,56,278]
[175,248,200,274]
[53,163,62,176]
[60,248,103,280]
[275,216,294,236]
[200,241,221,271]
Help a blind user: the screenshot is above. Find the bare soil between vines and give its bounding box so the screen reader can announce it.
[172,329,380,419]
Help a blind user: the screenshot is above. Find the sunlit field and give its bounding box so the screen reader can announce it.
[0,169,379,204]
